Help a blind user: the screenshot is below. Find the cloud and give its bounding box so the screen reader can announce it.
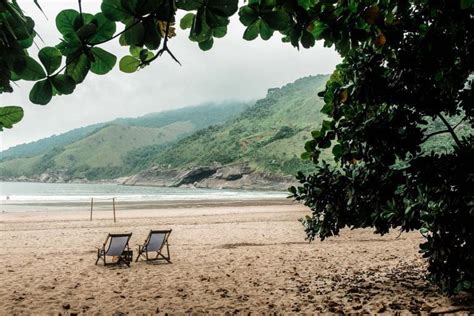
[0,0,340,150]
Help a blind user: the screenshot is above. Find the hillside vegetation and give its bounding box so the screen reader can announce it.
[153,75,330,175]
[0,101,248,180]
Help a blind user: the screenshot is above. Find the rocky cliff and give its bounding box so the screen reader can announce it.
[122,163,295,190]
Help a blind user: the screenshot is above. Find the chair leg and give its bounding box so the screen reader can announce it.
[158,252,172,263]
[135,246,142,262]
[95,249,101,265]
[117,256,130,268]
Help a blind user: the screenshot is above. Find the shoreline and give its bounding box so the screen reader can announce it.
[1,200,472,313]
[0,198,294,214]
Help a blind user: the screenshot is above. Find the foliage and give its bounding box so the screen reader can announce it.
[153,75,328,174]
[0,106,23,131]
[0,101,248,179]
[287,1,473,294]
[0,122,107,161]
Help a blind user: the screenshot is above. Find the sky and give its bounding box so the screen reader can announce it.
[0,0,340,150]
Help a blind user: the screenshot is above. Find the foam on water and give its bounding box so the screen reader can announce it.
[0,181,287,204]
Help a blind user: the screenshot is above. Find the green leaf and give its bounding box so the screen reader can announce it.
[139,49,154,62]
[419,227,429,235]
[29,79,53,105]
[119,56,140,73]
[332,144,343,159]
[180,13,195,30]
[207,0,238,17]
[190,11,213,42]
[89,13,116,44]
[199,38,214,51]
[56,9,80,36]
[76,23,98,40]
[143,18,162,50]
[123,0,162,16]
[297,0,316,10]
[90,47,117,75]
[239,6,258,26]
[243,21,259,41]
[123,21,145,46]
[66,53,90,83]
[301,30,315,48]
[301,152,311,160]
[50,74,76,95]
[38,47,62,75]
[14,56,46,81]
[18,36,34,49]
[311,130,321,139]
[206,9,229,28]
[262,10,290,31]
[129,46,141,58]
[309,21,327,39]
[101,0,131,21]
[213,25,227,38]
[56,33,82,55]
[319,139,331,149]
[177,0,202,11]
[321,103,332,115]
[0,106,24,131]
[259,20,273,40]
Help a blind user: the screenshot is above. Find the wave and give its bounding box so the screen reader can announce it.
[0,192,286,204]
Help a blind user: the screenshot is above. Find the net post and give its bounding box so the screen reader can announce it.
[113,197,116,223]
[90,197,94,221]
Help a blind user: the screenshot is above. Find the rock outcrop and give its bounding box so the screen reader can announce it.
[122,163,294,190]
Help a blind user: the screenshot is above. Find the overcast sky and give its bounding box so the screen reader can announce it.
[0,0,340,150]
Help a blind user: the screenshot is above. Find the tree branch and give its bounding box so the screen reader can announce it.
[422,116,466,143]
[437,113,463,147]
[422,129,450,142]
[78,0,84,25]
[147,0,181,65]
[91,19,141,46]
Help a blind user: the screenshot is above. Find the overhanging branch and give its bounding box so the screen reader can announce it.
[147,0,181,65]
[422,116,466,144]
[437,114,463,148]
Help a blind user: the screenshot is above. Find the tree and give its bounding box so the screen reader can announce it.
[1,0,473,293]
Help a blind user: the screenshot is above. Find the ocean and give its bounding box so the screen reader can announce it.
[0,181,287,205]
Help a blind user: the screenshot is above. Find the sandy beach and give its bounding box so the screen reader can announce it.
[0,199,472,314]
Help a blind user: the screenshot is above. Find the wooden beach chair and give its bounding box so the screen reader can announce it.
[95,233,133,267]
[136,230,172,263]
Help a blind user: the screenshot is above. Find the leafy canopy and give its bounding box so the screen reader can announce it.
[1,0,473,294]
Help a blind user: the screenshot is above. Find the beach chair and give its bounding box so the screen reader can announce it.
[95,233,133,267]
[136,230,172,263]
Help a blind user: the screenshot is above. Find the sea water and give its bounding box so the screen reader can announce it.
[0,181,287,205]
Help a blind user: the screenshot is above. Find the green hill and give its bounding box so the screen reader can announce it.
[0,101,248,161]
[153,75,330,176]
[0,122,107,161]
[0,101,249,180]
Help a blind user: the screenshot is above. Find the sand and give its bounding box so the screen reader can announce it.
[0,199,472,314]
